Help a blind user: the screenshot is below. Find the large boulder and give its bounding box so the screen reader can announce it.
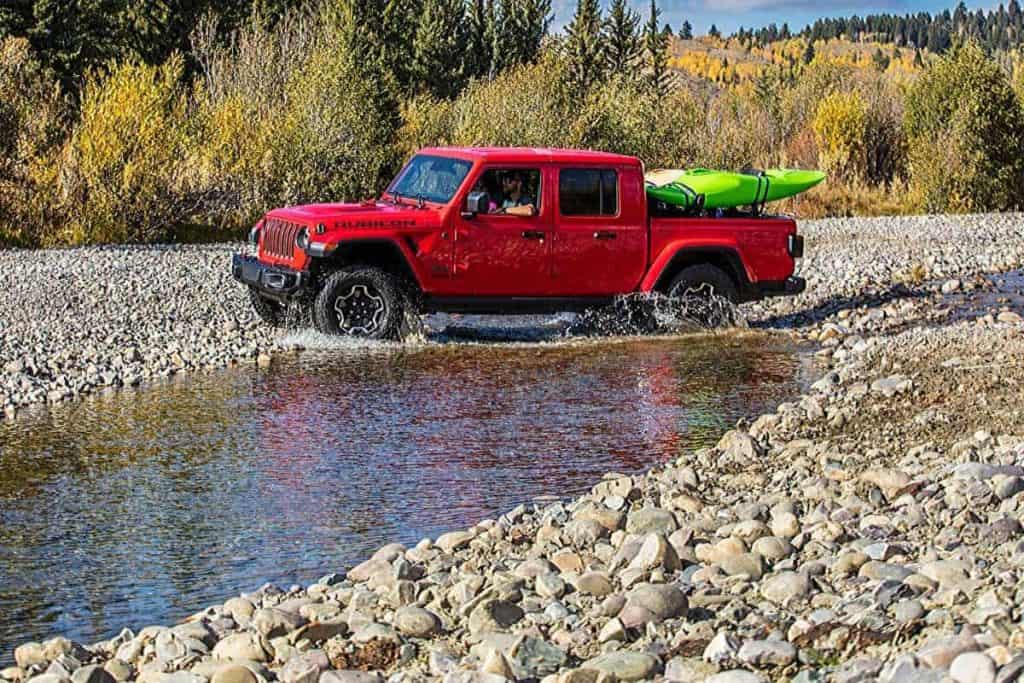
[618,583,688,628]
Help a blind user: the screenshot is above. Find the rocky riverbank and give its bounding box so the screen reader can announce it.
[0,244,276,418]
[3,213,1024,683]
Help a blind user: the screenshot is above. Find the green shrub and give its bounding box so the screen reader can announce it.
[191,8,397,226]
[570,76,703,166]
[447,52,577,147]
[60,55,198,244]
[700,90,777,170]
[813,91,868,181]
[856,73,906,185]
[270,41,397,205]
[905,43,1024,212]
[783,62,906,183]
[781,61,854,141]
[0,38,67,247]
[397,94,456,160]
[189,91,272,227]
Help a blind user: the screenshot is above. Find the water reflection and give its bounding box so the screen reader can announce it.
[0,331,813,658]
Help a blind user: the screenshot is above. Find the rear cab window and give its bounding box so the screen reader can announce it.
[559,169,618,216]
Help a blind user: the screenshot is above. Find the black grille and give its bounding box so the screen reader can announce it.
[262,219,303,259]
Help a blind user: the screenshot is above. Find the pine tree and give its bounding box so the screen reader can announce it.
[384,0,424,89]
[491,0,550,73]
[18,0,129,88]
[679,19,692,40]
[465,0,493,79]
[565,0,605,90]
[708,23,720,39]
[643,0,670,95]
[872,46,890,70]
[516,0,552,64]
[802,38,815,64]
[603,0,641,76]
[412,0,469,98]
[331,0,403,132]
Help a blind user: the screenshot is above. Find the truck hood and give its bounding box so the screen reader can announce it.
[266,201,442,231]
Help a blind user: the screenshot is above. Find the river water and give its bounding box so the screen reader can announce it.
[0,325,814,657]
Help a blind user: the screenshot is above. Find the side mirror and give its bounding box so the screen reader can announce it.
[463,191,491,218]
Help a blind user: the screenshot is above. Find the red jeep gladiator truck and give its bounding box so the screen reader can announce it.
[232,147,805,339]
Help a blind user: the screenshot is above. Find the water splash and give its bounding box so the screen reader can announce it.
[273,293,746,347]
[566,292,747,338]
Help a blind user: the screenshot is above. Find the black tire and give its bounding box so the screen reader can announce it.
[313,266,406,340]
[666,264,739,303]
[665,264,740,328]
[248,286,286,327]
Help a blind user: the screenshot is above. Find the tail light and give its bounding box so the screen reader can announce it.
[788,234,804,258]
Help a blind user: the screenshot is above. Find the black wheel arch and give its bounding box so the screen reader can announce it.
[312,239,423,294]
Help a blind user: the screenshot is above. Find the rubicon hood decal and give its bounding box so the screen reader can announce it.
[267,202,440,231]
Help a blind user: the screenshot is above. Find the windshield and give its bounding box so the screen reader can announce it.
[387,154,472,204]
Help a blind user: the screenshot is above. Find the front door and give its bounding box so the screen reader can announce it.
[452,166,552,296]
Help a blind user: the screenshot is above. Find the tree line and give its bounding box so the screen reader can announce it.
[737,1,1024,54]
[0,0,553,94]
[4,0,1024,249]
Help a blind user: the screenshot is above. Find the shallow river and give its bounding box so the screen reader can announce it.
[0,326,814,657]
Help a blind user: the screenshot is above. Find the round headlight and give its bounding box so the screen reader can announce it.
[296,227,310,250]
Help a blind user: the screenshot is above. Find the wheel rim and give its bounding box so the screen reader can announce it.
[333,284,387,336]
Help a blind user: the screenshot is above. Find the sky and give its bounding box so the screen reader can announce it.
[550,0,998,36]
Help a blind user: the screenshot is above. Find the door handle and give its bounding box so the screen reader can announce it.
[522,231,546,240]
[594,231,617,240]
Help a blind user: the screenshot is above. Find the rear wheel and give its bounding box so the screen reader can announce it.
[313,266,407,340]
[667,264,739,302]
[248,287,286,327]
[666,264,740,327]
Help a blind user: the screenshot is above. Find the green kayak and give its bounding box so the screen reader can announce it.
[646,168,825,210]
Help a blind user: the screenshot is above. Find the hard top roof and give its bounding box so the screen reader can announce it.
[418,147,642,166]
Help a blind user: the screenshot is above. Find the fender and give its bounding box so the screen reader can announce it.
[641,237,753,293]
[321,236,428,291]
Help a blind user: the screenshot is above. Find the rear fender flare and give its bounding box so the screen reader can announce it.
[642,241,752,294]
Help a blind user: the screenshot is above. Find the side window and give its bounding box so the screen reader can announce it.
[468,168,542,214]
[559,169,618,216]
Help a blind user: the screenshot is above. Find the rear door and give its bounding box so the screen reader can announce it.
[550,166,648,296]
[452,165,553,296]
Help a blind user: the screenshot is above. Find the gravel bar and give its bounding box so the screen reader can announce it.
[3,213,1024,683]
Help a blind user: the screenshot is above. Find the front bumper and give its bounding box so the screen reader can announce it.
[232,254,308,301]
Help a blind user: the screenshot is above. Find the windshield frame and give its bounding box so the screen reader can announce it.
[383,154,474,206]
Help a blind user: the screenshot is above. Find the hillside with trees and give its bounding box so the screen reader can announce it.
[2,0,1024,248]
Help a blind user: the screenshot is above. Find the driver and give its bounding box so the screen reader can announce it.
[499,172,536,216]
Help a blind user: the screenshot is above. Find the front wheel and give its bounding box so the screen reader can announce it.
[313,267,406,340]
